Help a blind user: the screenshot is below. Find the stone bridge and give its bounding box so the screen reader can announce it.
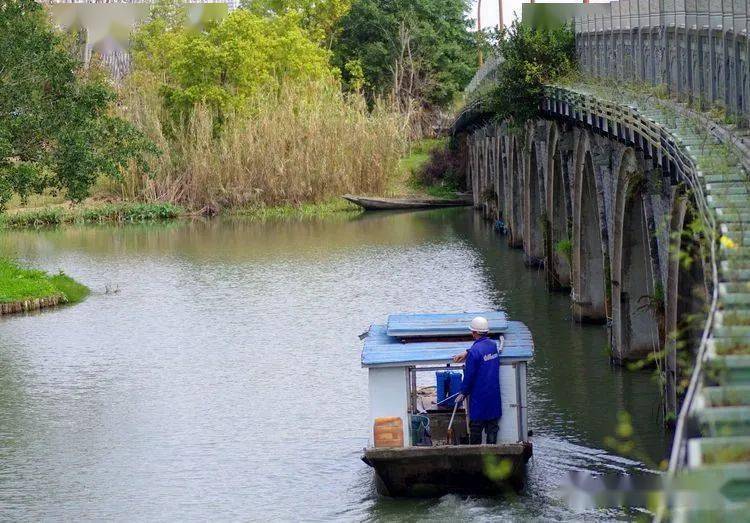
[455,0,750,512]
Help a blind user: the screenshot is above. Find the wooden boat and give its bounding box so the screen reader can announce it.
[342,194,472,211]
[363,444,533,496]
[359,311,535,497]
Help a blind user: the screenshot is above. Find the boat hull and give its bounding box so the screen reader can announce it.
[362,443,532,497]
[342,194,472,211]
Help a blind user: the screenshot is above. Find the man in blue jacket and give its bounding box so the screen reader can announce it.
[453,316,501,445]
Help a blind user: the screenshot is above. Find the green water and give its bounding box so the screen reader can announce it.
[0,208,667,520]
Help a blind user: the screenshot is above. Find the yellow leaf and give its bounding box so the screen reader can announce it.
[720,235,738,250]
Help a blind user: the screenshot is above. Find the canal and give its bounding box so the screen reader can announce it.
[0,208,668,520]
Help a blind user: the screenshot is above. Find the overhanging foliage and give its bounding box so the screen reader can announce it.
[485,21,575,126]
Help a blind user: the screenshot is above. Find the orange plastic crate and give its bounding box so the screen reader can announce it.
[373,417,404,448]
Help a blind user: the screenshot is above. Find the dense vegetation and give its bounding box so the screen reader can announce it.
[1,0,480,215]
[333,0,476,110]
[0,0,154,211]
[417,22,575,192]
[485,21,575,125]
[130,4,336,116]
[241,0,352,45]
[116,83,405,210]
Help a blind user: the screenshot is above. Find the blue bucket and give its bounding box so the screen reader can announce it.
[436,370,463,408]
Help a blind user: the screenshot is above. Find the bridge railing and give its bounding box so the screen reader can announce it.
[572,0,750,125]
[464,54,504,95]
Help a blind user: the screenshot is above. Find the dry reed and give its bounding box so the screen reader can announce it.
[113,82,408,211]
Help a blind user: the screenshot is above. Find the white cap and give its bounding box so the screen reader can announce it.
[470,316,489,333]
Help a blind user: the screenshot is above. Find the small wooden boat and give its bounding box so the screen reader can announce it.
[359,311,535,497]
[342,194,472,211]
[363,443,533,496]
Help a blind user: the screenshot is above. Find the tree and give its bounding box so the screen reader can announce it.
[129,0,188,79]
[0,0,155,209]
[131,5,336,115]
[241,0,352,45]
[485,21,575,125]
[331,0,476,109]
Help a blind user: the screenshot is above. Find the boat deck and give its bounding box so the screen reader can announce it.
[364,443,530,460]
[415,386,469,444]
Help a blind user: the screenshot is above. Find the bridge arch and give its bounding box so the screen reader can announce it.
[664,191,709,416]
[508,136,524,248]
[610,149,661,363]
[494,131,505,223]
[524,133,545,266]
[485,130,498,220]
[571,133,608,323]
[545,123,571,290]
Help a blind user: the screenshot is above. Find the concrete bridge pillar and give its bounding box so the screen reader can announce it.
[571,132,611,323]
[609,150,669,363]
[544,123,574,290]
[508,135,525,248]
[523,124,546,267]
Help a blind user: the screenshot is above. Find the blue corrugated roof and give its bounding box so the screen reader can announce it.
[362,320,533,367]
[386,311,508,337]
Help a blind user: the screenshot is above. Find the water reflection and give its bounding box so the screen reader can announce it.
[0,209,666,520]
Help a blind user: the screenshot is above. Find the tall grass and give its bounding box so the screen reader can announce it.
[113,82,408,211]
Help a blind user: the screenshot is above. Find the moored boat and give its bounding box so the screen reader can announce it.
[342,194,472,211]
[359,311,534,497]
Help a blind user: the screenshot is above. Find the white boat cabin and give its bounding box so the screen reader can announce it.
[361,312,534,449]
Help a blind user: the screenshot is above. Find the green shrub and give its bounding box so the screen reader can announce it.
[554,238,573,265]
[0,203,184,228]
[412,142,464,194]
[486,21,576,125]
[1,208,64,227]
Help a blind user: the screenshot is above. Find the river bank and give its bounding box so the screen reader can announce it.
[0,202,184,229]
[0,258,89,315]
[2,137,458,229]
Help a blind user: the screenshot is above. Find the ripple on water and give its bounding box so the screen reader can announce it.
[0,210,667,520]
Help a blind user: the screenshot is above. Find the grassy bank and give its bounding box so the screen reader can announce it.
[0,258,89,306]
[398,138,447,178]
[1,202,183,228]
[3,198,359,229]
[390,138,462,198]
